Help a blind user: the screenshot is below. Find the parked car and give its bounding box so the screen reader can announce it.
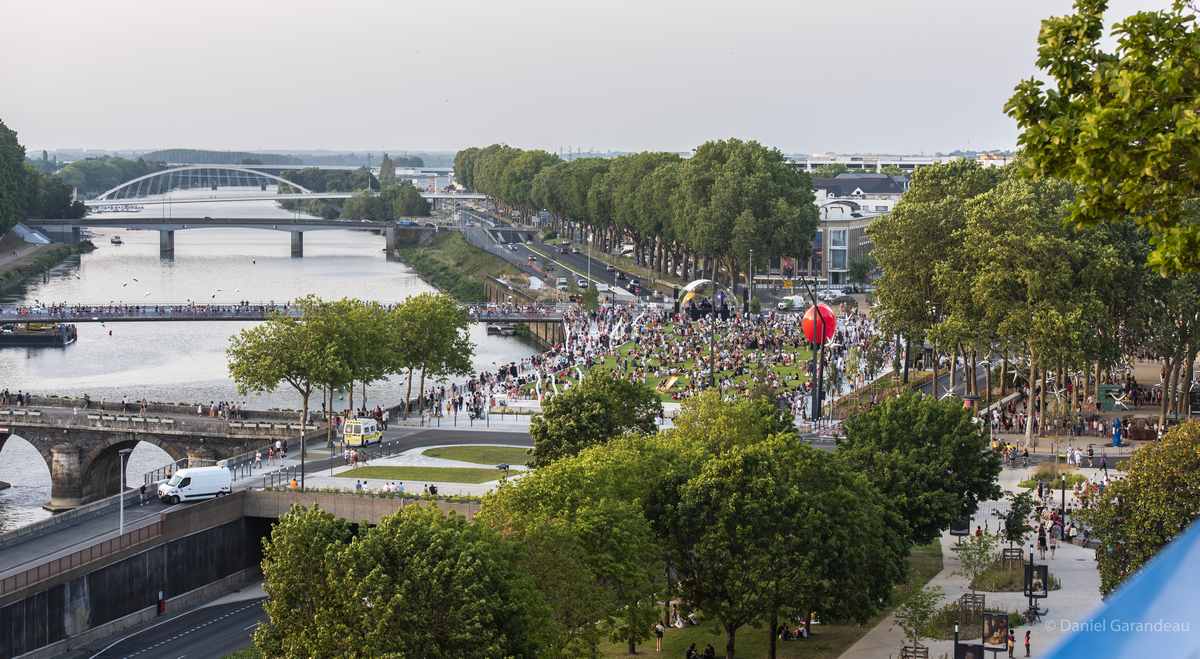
[157,466,232,504]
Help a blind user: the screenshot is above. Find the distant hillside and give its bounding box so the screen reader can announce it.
[140,149,304,165]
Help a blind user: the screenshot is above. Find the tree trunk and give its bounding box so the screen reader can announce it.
[932,345,939,399]
[362,381,367,408]
[299,391,310,491]
[404,369,414,417]
[1038,367,1047,435]
[1000,354,1009,397]
[768,610,779,659]
[902,334,910,384]
[1094,360,1103,408]
[418,368,428,416]
[1025,356,1037,444]
[725,623,738,659]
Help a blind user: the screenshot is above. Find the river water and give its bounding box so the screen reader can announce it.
[0,190,537,530]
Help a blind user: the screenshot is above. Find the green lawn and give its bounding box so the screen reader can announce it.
[601,541,943,659]
[422,445,530,466]
[336,466,507,484]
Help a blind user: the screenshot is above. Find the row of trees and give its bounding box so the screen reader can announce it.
[257,382,1000,659]
[340,182,430,220]
[278,164,431,219]
[56,155,163,197]
[0,119,87,231]
[870,160,1200,435]
[226,294,472,463]
[454,140,819,290]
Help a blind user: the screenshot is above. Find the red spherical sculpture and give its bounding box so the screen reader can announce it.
[802,304,837,345]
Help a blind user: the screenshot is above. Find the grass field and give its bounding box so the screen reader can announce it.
[528,327,812,402]
[600,541,944,659]
[422,445,530,466]
[336,466,507,484]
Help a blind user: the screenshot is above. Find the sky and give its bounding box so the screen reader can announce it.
[0,0,1168,155]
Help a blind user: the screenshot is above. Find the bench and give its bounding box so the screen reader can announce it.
[0,409,11,417]
[160,418,175,427]
[130,416,146,423]
[86,414,101,424]
[115,416,129,423]
[228,421,243,429]
[27,410,42,418]
[11,410,26,417]
[101,415,116,422]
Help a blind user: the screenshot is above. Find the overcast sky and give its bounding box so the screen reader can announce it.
[1,0,1165,154]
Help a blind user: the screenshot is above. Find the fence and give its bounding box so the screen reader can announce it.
[0,521,162,597]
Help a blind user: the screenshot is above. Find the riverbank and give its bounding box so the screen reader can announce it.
[0,233,95,295]
[392,230,528,302]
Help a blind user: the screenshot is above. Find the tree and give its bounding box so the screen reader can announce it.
[378,152,396,188]
[995,491,1035,548]
[256,505,550,658]
[529,371,660,467]
[812,163,850,177]
[661,435,907,659]
[1006,0,1200,272]
[1084,422,1200,595]
[0,119,29,233]
[392,293,474,415]
[953,531,999,595]
[838,392,1001,545]
[891,586,944,651]
[388,181,431,217]
[848,254,875,287]
[254,506,353,657]
[227,309,339,487]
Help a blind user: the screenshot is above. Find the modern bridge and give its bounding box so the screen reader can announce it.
[82,164,484,211]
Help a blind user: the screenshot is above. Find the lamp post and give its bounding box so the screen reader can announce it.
[118,447,133,535]
[747,247,754,314]
[1061,473,1067,520]
[954,623,959,650]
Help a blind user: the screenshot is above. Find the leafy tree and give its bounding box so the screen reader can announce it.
[668,389,793,454]
[891,585,944,650]
[848,254,875,287]
[1084,421,1200,595]
[529,371,660,467]
[838,392,1001,545]
[812,163,850,177]
[257,505,550,658]
[661,436,907,659]
[254,506,353,657]
[995,491,1036,548]
[952,531,999,595]
[1006,0,1200,272]
[227,310,339,486]
[0,119,28,232]
[392,293,474,414]
[388,181,431,217]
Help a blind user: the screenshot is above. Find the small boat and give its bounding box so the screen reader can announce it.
[110,236,123,245]
[486,324,516,337]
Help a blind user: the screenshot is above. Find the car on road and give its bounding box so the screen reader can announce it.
[507,244,519,252]
[571,247,581,254]
[556,277,568,291]
[558,245,569,254]
[527,255,538,263]
[614,271,626,280]
[577,278,588,289]
[605,263,616,272]
[157,466,232,504]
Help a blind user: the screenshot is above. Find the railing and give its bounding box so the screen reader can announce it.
[0,521,161,597]
[0,490,142,552]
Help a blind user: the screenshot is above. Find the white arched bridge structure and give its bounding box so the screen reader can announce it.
[83,164,484,210]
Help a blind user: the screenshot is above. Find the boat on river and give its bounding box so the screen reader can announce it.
[0,322,78,347]
[110,236,123,245]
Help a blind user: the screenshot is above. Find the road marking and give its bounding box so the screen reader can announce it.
[243,621,261,631]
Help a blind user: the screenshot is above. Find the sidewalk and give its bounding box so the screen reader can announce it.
[840,467,1105,659]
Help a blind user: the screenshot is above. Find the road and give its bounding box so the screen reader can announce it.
[88,598,267,659]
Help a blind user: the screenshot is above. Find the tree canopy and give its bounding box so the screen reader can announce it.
[529,370,660,467]
[1006,0,1200,273]
[453,139,817,291]
[0,118,86,231]
[1085,421,1200,595]
[838,392,1001,545]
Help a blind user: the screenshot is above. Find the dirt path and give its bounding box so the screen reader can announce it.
[0,232,52,273]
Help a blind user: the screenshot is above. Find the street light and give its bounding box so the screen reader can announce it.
[118,447,133,535]
[1060,473,1067,520]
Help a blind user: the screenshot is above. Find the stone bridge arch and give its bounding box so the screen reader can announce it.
[0,425,260,511]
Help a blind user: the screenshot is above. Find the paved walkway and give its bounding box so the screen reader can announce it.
[840,466,1107,659]
[302,443,530,497]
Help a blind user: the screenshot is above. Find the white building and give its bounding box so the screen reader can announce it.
[805,173,908,285]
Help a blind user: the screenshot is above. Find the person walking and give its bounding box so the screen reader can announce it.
[1007,630,1016,658]
[138,482,147,506]
[653,622,664,652]
[1049,530,1058,559]
[1024,629,1031,657]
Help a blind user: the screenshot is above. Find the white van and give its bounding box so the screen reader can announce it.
[157,466,232,504]
[556,277,568,291]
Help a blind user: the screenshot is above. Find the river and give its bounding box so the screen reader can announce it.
[0,190,537,531]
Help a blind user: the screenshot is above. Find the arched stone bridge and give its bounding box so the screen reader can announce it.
[0,405,318,511]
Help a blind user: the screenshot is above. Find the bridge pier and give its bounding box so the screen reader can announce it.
[290,231,303,258]
[159,230,175,258]
[47,444,84,512]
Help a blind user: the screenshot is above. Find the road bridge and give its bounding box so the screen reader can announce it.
[0,400,316,510]
[0,302,565,324]
[82,191,486,208]
[28,217,447,258]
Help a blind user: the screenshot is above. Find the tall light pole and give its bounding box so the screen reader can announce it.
[747,248,754,314]
[118,448,133,535]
